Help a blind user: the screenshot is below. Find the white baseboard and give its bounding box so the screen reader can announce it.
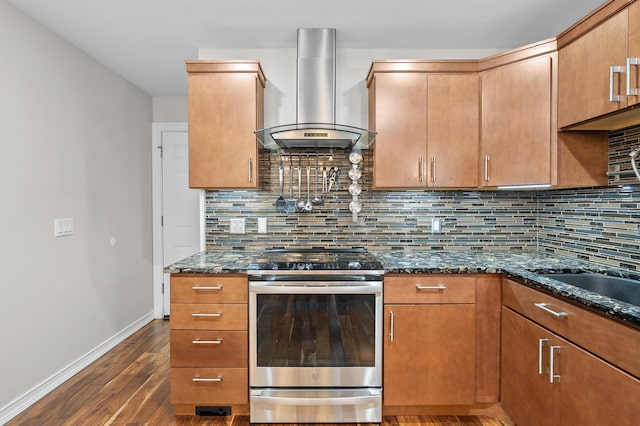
[0,312,155,425]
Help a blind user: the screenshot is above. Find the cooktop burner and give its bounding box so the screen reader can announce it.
[248,247,384,272]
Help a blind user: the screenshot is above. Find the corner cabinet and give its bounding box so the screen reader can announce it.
[480,40,608,188]
[501,278,640,425]
[382,275,500,414]
[186,61,266,189]
[558,1,640,130]
[169,274,249,416]
[367,62,479,189]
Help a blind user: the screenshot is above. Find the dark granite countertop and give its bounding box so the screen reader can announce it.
[166,249,640,328]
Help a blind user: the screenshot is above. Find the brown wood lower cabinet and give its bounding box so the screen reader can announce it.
[501,280,640,425]
[383,275,500,412]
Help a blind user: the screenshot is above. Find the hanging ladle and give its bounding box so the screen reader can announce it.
[312,154,324,205]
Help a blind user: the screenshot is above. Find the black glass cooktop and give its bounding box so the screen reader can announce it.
[248,247,384,272]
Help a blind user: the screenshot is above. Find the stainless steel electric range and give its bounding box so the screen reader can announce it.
[247,247,384,423]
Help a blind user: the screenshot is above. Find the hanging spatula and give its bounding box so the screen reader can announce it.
[275,160,286,212]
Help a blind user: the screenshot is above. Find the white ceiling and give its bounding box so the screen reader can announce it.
[6,0,605,96]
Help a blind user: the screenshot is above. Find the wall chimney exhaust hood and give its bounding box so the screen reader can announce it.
[255,28,376,150]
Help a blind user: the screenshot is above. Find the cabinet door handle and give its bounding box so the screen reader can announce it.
[248,157,253,183]
[416,284,446,290]
[549,345,561,383]
[192,312,222,317]
[192,285,223,290]
[534,303,568,318]
[627,58,639,96]
[192,375,223,382]
[610,65,624,102]
[418,157,424,182]
[431,157,436,183]
[192,338,223,345]
[484,155,490,182]
[538,338,549,375]
[389,311,395,342]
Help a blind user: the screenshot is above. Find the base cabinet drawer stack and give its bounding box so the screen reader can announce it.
[501,278,640,426]
[169,274,249,415]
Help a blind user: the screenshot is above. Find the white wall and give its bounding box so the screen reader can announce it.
[153,96,188,122]
[0,0,153,415]
[198,47,505,129]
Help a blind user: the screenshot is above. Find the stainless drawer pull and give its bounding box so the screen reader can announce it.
[192,376,222,382]
[192,338,222,345]
[549,345,561,383]
[534,303,568,318]
[609,65,624,102]
[416,285,446,290]
[192,312,222,318]
[484,155,490,182]
[538,338,549,375]
[192,285,223,290]
[627,57,639,96]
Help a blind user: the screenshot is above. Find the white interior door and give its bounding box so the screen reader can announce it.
[153,125,203,317]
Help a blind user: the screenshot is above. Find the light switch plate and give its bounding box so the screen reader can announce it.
[229,218,245,234]
[54,217,74,237]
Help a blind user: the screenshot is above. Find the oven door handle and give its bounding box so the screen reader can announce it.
[249,283,382,294]
[250,393,381,406]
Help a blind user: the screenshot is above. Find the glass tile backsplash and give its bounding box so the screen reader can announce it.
[205,127,640,271]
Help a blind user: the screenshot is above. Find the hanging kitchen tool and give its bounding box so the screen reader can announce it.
[275,158,286,212]
[305,164,313,212]
[297,157,305,211]
[285,160,297,213]
[312,154,323,205]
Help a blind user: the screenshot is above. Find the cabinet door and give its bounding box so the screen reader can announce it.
[628,2,640,108]
[558,10,628,128]
[427,74,479,188]
[553,332,640,426]
[481,55,552,186]
[502,307,640,426]
[372,73,427,188]
[383,304,476,406]
[501,307,557,426]
[188,72,261,189]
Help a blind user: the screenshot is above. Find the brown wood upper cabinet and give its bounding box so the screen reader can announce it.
[480,52,554,187]
[479,40,608,188]
[367,62,479,189]
[558,1,640,130]
[186,61,266,189]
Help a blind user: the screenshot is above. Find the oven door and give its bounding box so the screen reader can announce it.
[249,280,383,388]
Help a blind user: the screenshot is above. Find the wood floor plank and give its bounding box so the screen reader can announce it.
[6,319,503,426]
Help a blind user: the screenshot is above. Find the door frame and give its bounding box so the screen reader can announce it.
[151,122,205,318]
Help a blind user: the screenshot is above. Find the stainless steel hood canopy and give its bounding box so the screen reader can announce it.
[255,28,376,150]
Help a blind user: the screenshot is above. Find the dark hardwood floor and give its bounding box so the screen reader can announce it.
[6,319,504,426]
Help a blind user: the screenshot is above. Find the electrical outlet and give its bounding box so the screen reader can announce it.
[229,218,245,234]
[258,217,268,234]
[431,217,442,234]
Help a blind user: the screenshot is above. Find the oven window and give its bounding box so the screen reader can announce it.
[256,294,376,367]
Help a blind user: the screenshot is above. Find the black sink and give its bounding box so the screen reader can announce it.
[542,273,640,306]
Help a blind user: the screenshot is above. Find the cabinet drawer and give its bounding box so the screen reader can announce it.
[170,367,248,405]
[170,330,248,367]
[170,303,247,330]
[384,275,476,304]
[171,275,248,304]
[503,278,640,378]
